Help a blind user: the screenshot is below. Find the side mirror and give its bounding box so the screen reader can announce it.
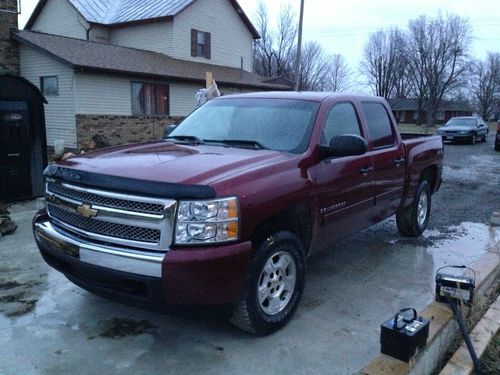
[319,134,367,159]
[164,124,177,137]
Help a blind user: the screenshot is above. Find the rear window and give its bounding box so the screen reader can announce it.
[362,102,395,148]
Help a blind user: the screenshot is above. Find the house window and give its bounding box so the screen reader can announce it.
[40,76,59,95]
[436,111,445,120]
[131,82,169,115]
[191,29,211,59]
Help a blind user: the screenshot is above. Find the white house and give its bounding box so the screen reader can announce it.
[15,0,287,149]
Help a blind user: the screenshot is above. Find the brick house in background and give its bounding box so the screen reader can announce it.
[388,98,475,125]
[13,0,287,150]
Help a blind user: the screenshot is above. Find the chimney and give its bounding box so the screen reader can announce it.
[0,0,19,75]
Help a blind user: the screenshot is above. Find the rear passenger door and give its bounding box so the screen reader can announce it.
[361,102,406,221]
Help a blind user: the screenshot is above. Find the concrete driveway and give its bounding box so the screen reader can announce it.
[1,135,499,375]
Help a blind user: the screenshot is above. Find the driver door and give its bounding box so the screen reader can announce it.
[312,102,375,248]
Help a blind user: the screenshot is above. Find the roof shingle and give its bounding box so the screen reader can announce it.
[14,31,288,91]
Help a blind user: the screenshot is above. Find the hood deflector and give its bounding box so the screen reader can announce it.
[44,165,216,199]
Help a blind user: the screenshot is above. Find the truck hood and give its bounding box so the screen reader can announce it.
[58,141,287,186]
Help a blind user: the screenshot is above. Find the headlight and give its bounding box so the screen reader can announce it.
[174,197,239,244]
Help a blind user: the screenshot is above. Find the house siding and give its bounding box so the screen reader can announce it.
[75,73,204,117]
[89,25,110,43]
[31,0,88,40]
[75,73,132,116]
[109,22,174,55]
[172,0,253,71]
[19,45,77,148]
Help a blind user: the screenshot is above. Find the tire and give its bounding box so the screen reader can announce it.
[482,132,487,142]
[470,133,476,145]
[396,181,431,237]
[230,231,306,336]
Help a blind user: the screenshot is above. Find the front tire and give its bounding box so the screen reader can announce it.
[396,181,431,237]
[470,133,476,145]
[230,231,306,335]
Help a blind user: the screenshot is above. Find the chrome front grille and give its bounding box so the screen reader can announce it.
[47,182,165,214]
[48,204,161,243]
[45,180,176,252]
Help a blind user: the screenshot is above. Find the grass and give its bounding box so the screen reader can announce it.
[481,332,500,375]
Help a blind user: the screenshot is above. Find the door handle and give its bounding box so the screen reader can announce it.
[7,153,20,157]
[393,156,405,165]
[359,165,373,175]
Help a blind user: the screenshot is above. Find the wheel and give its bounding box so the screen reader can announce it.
[470,133,476,145]
[396,181,431,237]
[230,231,306,335]
[482,132,488,142]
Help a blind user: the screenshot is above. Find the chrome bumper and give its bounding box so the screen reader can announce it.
[34,220,165,277]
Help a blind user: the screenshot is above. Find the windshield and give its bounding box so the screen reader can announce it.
[169,98,320,153]
[445,118,477,127]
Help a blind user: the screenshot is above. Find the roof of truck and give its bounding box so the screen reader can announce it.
[216,91,387,102]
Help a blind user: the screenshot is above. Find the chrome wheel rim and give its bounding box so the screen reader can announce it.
[417,192,428,227]
[257,251,297,315]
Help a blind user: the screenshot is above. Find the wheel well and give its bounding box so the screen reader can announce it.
[419,165,438,192]
[250,205,312,254]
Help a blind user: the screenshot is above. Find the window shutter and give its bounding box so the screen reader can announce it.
[191,29,197,56]
[205,32,211,59]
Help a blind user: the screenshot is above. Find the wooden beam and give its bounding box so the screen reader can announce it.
[206,72,213,88]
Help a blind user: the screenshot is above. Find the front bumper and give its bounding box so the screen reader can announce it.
[33,212,253,306]
[440,133,473,140]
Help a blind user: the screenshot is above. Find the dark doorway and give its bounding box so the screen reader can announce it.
[0,75,47,202]
[0,101,32,200]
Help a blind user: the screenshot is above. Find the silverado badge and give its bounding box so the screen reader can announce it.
[76,204,98,218]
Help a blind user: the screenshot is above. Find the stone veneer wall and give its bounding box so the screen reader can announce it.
[0,0,19,75]
[76,114,183,150]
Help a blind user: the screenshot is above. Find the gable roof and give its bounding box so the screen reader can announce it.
[13,31,287,90]
[25,0,260,38]
[388,98,474,112]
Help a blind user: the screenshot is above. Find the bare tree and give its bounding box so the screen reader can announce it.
[324,54,352,92]
[295,41,330,90]
[360,27,407,98]
[406,14,472,127]
[253,2,297,78]
[472,52,500,120]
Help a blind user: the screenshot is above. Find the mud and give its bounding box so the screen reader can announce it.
[0,279,45,317]
[95,318,158,339]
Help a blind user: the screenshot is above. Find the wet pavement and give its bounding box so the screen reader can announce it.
[0,135,499,375]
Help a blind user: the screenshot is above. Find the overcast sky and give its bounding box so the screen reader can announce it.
[18,0,500,71]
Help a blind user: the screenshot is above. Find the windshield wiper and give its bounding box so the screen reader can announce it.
[164,135,204,145]
[204,139,268,150]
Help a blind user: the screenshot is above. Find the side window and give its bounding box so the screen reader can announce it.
[40,76,59,96]
[321,102,361,145]
[362,102,395,148]
[191,29,211,59]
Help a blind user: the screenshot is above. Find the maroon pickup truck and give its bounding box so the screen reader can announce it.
[33,92,443,335]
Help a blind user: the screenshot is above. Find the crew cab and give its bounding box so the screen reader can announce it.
[33,92,443,335]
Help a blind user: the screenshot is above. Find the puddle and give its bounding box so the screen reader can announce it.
[425,222,497,272]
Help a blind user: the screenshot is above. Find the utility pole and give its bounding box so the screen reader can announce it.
[293,0,305,91]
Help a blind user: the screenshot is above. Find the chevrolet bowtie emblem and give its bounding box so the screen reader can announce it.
[76,204,98,218]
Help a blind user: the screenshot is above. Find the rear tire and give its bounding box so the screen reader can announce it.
[230,231,305,336]
[396,181,431,237]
